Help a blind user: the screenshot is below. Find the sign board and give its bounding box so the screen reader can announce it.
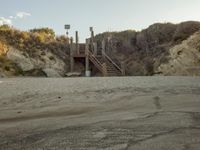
[65,24,70,30]
[90,27,93,32]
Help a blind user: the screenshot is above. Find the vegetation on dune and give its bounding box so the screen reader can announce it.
[30,28,55,38]
[30,28,56,43]
[0,25,70,56]
[95,30,136,42]
[173,21,200,42]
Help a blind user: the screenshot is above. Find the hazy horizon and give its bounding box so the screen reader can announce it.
[1,0,200,42]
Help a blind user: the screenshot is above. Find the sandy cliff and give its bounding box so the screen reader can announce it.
[158,31,200,75]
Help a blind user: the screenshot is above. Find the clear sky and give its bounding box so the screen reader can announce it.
[1,0,200,42]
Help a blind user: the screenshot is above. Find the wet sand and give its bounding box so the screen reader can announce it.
[0,77,200,150]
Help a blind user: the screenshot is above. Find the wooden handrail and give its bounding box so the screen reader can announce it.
[85,43,125,76]
[102,52,123,74]
[87,50,103,67]
[86,49,104,72]
[90,57,103,72]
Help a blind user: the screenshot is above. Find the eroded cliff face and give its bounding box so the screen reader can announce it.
[94,21,200,76]
[158,31,200,76]
[0,41,22,77]
[0,26,70,77]
[5,47,68,77]
[1,21,200,77]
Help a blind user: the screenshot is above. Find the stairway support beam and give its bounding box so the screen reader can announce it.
[93,42,98,56]
[102,63,107,76]
[121,62,126,76]
[102,39,106,59]
[90,27,94,53]
[75,31,80,54]
[70,37,74,72]
[85,39,90,77]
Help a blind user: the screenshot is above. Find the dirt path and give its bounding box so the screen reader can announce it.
[0,77,200,150]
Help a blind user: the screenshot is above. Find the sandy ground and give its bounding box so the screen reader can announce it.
[0,77,200,150]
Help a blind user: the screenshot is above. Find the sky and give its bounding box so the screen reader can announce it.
[1,0,200,42]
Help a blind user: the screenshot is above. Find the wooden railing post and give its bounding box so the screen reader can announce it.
[85,39,90,76]
[102,39,106,59]
[121,61,126,76]
[93,42,98,56]
[75,31,80,54]
[102,63,107,76]
[90,27,94,53]
[70,37,74,72]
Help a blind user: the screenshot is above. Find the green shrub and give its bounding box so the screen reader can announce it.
[56,35,69,43]
[30,28,55,39]
[0,25,11,30]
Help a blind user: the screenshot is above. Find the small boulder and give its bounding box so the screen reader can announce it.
[0,72,6,78]
[42,68,61,77]
[65,72,82,77]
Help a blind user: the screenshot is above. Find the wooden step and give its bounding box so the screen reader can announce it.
[87,50,124,76]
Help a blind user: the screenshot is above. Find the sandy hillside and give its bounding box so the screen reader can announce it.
[0,77,200,150]
[158,31,200,75]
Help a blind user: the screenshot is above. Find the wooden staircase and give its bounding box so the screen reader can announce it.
[86,50,125,76]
